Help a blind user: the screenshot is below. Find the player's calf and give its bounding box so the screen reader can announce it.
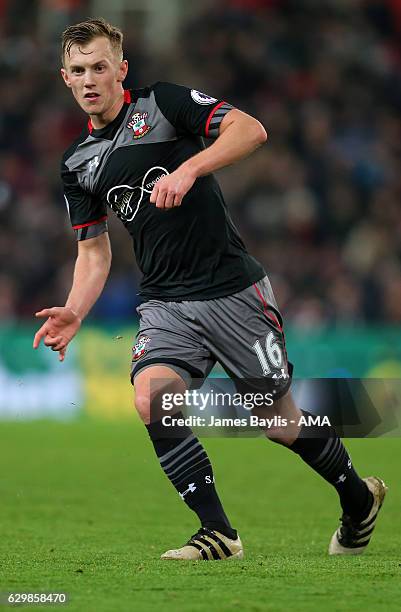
[288,407,375,524]
[261,391,379,530]
[134,364,237,544]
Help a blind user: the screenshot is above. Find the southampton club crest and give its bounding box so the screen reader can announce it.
[127,111,152,139]
[132,335,151,362]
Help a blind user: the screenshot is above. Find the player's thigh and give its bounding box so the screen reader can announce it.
[131,300,214,381]
[131,300,215,423]
[134,364,188,424]
[198,276,293,398]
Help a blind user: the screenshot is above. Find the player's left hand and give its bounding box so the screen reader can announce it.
[149,167,196,209]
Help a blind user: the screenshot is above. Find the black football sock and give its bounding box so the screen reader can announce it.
[146,413,237,539]
[289,411,373,521]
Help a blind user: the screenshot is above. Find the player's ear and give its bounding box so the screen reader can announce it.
[117,59,128,83]
[61,67,72,88]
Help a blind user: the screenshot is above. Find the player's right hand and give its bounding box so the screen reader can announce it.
[33,307,81,362]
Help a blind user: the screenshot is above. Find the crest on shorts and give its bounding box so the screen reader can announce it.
[127,111,152,139]
[132,335,151,361]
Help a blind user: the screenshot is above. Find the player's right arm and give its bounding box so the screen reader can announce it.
[33,232,112,361]
[33,153,111,361]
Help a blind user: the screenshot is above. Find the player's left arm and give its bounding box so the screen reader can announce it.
[150,108,267,209]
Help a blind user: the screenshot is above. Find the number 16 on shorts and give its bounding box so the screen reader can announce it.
[252,331,284,377]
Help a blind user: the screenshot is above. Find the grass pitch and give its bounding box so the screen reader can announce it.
[1,419,400,611]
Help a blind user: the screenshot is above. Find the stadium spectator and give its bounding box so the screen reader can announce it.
[2,0,400,325]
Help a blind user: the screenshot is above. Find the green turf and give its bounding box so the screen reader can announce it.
[0,419,400,611]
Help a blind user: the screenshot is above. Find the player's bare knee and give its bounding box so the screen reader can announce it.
[134,388,167,424]
[267,432,298,447]
[134,392,151,424]
[257,390,301,446]
[272,391,299,415]
[134,365,188,424]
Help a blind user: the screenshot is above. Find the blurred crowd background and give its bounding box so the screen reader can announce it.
[1,0,400,328]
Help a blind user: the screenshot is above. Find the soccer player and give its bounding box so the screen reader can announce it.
[33,18,387,561]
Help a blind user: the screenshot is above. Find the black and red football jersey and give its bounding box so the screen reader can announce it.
[61,82,265,300]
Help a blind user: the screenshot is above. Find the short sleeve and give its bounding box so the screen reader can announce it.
[61,162,108,241]
[153,82,234,139]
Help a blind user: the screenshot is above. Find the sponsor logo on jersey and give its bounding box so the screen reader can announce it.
[190,89,218,105]
[107,166,169,222]
[127,111,152,139]
[132,335,151,361]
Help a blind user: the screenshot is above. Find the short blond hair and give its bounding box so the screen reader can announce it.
[61,17,123,65]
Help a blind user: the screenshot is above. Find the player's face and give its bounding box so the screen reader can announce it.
[61,36,128,125]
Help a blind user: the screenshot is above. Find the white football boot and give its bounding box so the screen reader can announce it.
[329,476,388,555]
[161,527,244,560]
